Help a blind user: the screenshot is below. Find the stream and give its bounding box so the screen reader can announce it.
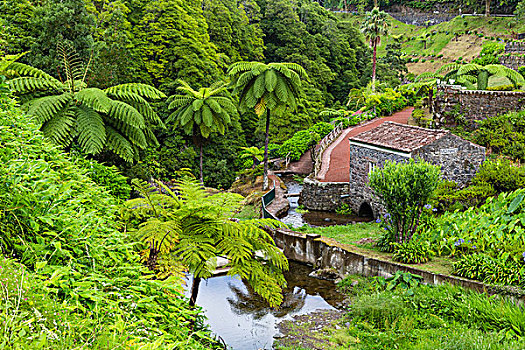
[187,261,345,350]
[187,176,370,349]
[280,177,371,228]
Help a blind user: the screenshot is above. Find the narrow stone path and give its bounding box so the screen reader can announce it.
[266,174,290,218]
[318,107,414,183]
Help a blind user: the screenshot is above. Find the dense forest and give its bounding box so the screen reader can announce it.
[0,0,405,188]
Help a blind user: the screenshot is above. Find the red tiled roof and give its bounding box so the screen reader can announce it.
[350,122,449,153]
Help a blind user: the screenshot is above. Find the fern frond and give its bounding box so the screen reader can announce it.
[28,93,73,123]
[8,77,62,94]
[105,83,166,100]
[105,125,135,162]
[5,62,61,83]
[75,88,112,113]
[107,100,145,128]
[227,61,260,76]
[106,116,147,149]
[74,105,106,155]
[41,108,75,146]
[168,96,193,109]
[457,63,483,77]
[118,93,163,126]
[435,63,461,75]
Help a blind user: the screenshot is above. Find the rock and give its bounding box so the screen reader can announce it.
[323,218,332,222]
[351,280,359,287]
[308,268,342,281]
[273,332,285,339]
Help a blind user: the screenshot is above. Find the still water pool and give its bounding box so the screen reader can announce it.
[187,262,344,350]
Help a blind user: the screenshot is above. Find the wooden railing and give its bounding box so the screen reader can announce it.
[313,122,344,178]
[261,180,278,220]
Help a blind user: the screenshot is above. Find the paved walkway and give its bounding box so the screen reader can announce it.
[318,107,414,183]
[266,174,290,218]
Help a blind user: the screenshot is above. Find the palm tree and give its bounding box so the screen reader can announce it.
[228,62,308,190]
[167,80,236,184]
[125,178,288,307]
[360,7,389,92]
[5,47,165,162]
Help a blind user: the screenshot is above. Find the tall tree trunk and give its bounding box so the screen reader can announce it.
[372,42,377,92]
[199,143,204,185]
[374,0,378,8]
[485,0,491,17]
[263,109,271,191]
[189,276,201,307]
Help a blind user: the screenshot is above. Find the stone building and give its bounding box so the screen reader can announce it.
[348,122,485,217]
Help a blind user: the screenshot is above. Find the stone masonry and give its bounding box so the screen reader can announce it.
[299,176,350,211]
[499,42,525,71]
[498,55,525,71]
[433,84,525,127]
[348,122,485,217]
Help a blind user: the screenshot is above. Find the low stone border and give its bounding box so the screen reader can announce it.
[271,228,525,301]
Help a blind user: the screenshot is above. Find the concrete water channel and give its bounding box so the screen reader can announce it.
[185,177,372,349]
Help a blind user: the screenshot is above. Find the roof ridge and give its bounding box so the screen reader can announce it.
[382,121,449,134]
[350,121,452,152]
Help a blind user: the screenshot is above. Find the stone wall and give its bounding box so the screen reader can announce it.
[498,55,525,71]
[348,144,408,217]
[299,176,349,211]
[271,228,525,300]
[433,84,525,127]
[505,41,525,54]
[415,134,485,187]
[389,12,456,26]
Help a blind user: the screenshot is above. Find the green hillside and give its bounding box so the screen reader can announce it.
[341,14,525,74]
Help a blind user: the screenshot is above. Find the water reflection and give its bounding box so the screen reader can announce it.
[189,261,343,350]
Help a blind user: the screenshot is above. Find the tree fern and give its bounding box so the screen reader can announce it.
[123,178,288,307]
[6,56,164,162]
[228,61,307,190]
[167,80,236,183]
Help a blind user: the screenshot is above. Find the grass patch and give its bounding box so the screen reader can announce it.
[296,222,383,248]
[326,278,525,350]
[296,222,455,275]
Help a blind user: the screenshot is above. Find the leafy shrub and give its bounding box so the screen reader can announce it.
[374,271,423,291]
[466,109,525,163]
[74,156,131,201]
[429,189,525,286]
[453,253,524,286]
[364,88,415,117]
[308,121,334,136]
[472,42,505,66]
[277,122,333,161]
[473,159,525,192]
[369,159,441,245]
[391,239,433,264]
